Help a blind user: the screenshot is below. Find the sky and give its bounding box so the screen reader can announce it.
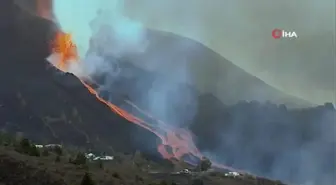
[122,0,335,104]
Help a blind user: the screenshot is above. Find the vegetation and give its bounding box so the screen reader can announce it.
[0,132,287,185]
[196,157,212,172]
[80,172,95,185]
[15,138,40,157]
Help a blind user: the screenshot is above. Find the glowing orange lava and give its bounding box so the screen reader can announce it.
[50,30,243,172]
[51,32,78,71]
[33,2,206,162]
[51,31,197,159]
[13,0,253,175]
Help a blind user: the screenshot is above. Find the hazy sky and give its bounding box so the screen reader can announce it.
[122,0,335,104]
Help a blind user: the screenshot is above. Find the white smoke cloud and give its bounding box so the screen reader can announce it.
[48,0,147,79]
[48,0,196,129]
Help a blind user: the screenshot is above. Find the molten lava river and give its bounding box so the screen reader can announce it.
[48,24,239,172]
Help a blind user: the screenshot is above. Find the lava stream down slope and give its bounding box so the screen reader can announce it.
[49,30,239,172]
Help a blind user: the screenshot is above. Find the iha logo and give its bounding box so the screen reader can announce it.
[272,29,298,39]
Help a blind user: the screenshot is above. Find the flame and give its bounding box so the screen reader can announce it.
[50,29,240,172]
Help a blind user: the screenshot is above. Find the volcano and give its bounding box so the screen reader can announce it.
[1,2,335,185]
[0,1,160,156]
[0,0,312,158]
[13,0,313,109]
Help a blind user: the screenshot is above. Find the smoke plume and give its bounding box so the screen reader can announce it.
[49,0,197,127]
[20,0,334,184]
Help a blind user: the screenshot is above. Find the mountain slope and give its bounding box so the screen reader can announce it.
[122,30,313,108]
[1,3,334,185]
[189,101,335,184]
[0,0,159,156]
[14,0,312,108]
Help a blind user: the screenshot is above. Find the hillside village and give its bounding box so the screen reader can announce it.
[0,132,286,185]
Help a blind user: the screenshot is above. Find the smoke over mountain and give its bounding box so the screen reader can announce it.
[8,1,335,185]
[47,0,198,127]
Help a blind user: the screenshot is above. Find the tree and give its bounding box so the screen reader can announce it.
[80,172,95,185]
[196,157,212,172]
[16,138,40,156]
[73,152,86,165]
[28,145,40,157]
[19,138,31,152]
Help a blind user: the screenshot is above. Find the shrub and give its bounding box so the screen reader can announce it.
[15,138,40,156]
[72,152,86,165]
[80,172,95,185]
[19,138,31,152]
[28,145,40,157]
[55,155,61,162]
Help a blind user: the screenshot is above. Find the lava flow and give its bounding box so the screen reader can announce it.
[51,31,203,160]
[34,0,215,166]
[50,31,241,172]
